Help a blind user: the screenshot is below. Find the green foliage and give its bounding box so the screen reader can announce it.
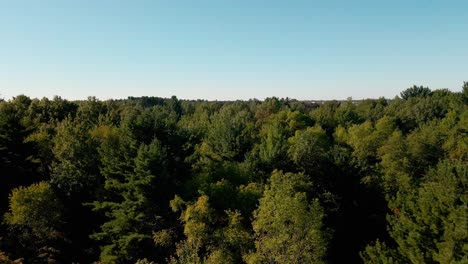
[442,110,468,161]
[257,109,309,171]
[152,229,173,248]
[254,97,284,126]
[288,125,330,172]
[377,130,412,193]
[360,240,400,264]
[178,102,211,140]
[355,98,388,122]
[400,85,432,100]
[462,82,468,103]
[0,98,40,210]
[335,99,362,126]
[4,182,63,241]
[247,171,330,264]
[170,195,253,263]
[310,100,341,132]
[50,118,101,197]
[91,137,169,263]
[258,116,289,167]
[134,258,155,264]
[345,116,395,168]
[1,86,466,263]
[201,103,255,161]
[27,96,77,123]
[3,182,64,263]
[169,241,202,264]
[76,97,108,125]
[363,160,468,264]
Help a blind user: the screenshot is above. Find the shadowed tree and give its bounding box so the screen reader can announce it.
[362,160,468,264]
[91,136,169,263]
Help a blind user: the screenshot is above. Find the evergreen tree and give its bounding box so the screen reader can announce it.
[91,137,168,263]
[362,160,468,263]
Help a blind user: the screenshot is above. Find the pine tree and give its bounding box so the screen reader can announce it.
[91,136,168,263]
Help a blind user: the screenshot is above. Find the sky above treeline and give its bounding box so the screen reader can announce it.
[1,1,467,101]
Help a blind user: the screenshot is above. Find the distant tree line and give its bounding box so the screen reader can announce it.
[0,83,467,263]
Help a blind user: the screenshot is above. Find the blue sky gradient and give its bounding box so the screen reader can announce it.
[1,1,467,100]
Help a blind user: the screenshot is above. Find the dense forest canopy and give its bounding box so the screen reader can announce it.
[0,84,467,263]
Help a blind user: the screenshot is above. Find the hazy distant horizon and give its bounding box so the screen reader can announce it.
[1,82,465,102]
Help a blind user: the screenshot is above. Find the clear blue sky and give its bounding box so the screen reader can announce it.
[1,0,467,100]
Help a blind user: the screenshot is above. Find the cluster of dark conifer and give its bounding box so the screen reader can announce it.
[0,84,466,263]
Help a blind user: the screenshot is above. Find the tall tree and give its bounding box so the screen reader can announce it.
[49,117,102,263]
[245,170,330,264]
[91,137,168,263]
[0,97,40,213]
[169,195,253,264]
[362,160,468,263]
[200,103,255,162]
